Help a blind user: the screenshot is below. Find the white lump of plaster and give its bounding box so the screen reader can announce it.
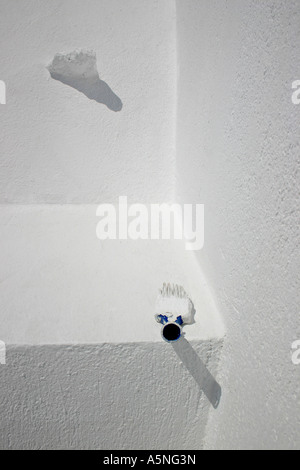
[47,49,99,81]
[155,283,194,325]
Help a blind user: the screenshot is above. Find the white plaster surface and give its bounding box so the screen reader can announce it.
[0,341,222,450]
[0,205,223,449]
[176,0,300,450]
[1,0,298,451]
[0,0,176,203]
[0,205,224,345]
[0,0,223,450]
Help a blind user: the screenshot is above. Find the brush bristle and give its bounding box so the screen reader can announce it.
[159,283,188,299]
[155,283,194,325]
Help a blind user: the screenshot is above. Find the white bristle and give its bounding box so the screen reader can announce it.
[155,283,194,325]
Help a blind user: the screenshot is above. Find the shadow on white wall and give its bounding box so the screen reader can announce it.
[47,49,123,112]
[172,337,221,409]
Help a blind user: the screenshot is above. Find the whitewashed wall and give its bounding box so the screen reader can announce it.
[176,0,300,450]
[0,0,224,450]
[1,0,298,451]
[0,0,176,203]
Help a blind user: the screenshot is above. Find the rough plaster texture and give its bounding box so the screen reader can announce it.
[0,342,222,450]
[0,0,222,450]
[0,0,176,203]
[1,0,298,451]
[0,204,226,449]
[176,0,300,450]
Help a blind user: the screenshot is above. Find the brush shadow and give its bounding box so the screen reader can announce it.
[49,73,123,112]
[172,336,221,409]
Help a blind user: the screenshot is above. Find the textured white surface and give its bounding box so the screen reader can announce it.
[0,0,176,203]
[0,0,225,451]
[0,205,224,345]
[47,50,99,80]
[176,0,300,450]
[0,202,224,449]
[0,341,222,450]
[3,0,297,452]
